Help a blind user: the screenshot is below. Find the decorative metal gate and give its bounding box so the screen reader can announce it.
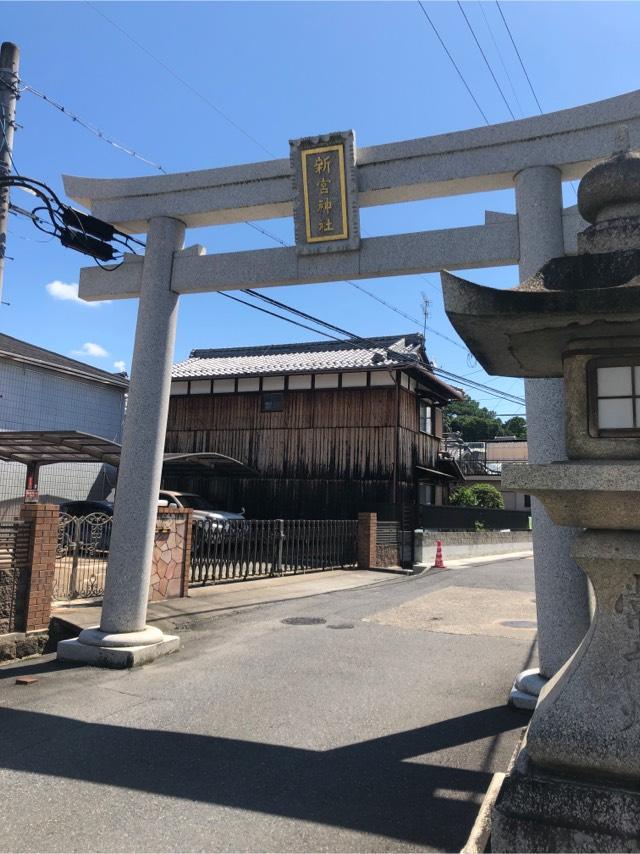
[53,512,112,600]
[190,518,357,585]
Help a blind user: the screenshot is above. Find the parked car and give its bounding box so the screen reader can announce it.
[158,490,246,530]
[59,499,114,517]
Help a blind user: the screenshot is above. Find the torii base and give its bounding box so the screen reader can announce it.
[57,625,179,669]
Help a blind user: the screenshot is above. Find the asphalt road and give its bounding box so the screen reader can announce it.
[0,556,536,853]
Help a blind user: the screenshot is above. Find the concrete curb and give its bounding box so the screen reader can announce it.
[461,771,505,854]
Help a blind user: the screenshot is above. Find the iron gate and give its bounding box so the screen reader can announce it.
[53,512,112,600]
[190,518,358,585]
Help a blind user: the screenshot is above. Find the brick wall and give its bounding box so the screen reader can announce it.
[357,512,377,570]
[20,504,58,631]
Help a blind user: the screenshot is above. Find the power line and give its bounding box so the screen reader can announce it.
[494,1,577,200]
[495,1,543,114]
[14,78,167,174]
[84,1,276,159]
[219,292,338,340]
[242,220,469,351]
[223,286,527,406]
[456,1,516,120]
[416,1,489,125]
[433,366,525,404]
[478,3,524,118]
[346,280,468,351]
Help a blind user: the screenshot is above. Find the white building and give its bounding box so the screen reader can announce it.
[0,333,127,518]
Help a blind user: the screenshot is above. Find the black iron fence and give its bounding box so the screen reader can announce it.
[53,512,111,600]
[190,518,358,585]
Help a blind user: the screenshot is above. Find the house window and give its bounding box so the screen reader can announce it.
[262,392,284,412]
[419,399,433,434]
[589,359,640,435]
[418,483,436,505]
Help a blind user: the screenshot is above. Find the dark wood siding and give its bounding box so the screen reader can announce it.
[165,384,443,519]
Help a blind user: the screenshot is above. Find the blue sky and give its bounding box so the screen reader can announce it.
[2,0,639,417]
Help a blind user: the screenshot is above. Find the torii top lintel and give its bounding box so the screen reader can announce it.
[64,90,640,302]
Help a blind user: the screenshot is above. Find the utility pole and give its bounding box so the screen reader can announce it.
[0,42,19,306]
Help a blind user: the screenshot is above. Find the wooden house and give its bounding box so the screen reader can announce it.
[165,334,463,519]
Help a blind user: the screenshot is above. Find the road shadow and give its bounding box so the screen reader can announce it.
[0,703,529,849]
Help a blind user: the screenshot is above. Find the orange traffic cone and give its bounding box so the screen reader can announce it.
[431,539,447,569]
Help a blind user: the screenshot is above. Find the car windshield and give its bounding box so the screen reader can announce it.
[175,494,217,511]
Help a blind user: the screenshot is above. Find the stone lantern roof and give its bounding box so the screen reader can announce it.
[442,131,640,378]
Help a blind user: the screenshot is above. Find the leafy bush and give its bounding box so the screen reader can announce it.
[471,483,505,509]
[449,486,478,507]
[449,483,505,510]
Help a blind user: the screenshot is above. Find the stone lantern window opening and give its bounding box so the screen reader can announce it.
[588,357,640,436]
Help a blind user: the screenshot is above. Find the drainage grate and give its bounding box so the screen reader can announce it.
[501,620,537,629]
[281,617,327,626]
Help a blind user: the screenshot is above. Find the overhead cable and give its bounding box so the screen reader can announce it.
[12,78,167,174]
[456,1,516,120]
[224,287,526,406]
[84,1,276,158]
[416,1,489,125]
[478,3,524,117]
[495,1,543,113]
[219,292,340,341]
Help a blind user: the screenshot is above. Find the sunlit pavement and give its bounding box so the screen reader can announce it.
[0,555,535,853]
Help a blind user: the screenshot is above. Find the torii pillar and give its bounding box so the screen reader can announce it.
[512,166,591,704]
[58,216,185,666]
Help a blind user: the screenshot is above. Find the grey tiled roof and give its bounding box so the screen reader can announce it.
[0,333,129,388]
[172,334,427,379]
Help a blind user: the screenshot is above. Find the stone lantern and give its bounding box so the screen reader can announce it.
[442,133,640,851]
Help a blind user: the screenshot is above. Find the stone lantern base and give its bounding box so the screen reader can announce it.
[492,746,640,852]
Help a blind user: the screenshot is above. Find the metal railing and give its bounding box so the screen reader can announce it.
[53,512,112,600]
[190,518,358,585]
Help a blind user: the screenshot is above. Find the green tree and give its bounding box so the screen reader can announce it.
[503,416,527,439]
[443,396,527,441]
[449,483,505,509]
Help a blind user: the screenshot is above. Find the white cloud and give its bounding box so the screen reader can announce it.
[71,342,109,359]
[113,360,126,372]
[45,280,110,307]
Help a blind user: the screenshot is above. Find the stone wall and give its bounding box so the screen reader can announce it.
[0,520,30,635]
[0,503,59,660]
[149,508,192,601]
[376,543,400,568]
[415,530,533,564]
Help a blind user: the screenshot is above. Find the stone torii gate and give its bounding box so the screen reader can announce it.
[57,91,640,673]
